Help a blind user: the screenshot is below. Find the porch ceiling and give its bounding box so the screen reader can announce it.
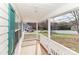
[12,3,65,23]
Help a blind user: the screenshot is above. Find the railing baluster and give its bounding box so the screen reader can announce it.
[40,34,79,55]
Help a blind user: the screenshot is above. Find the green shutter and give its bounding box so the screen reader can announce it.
[8,4,15,55]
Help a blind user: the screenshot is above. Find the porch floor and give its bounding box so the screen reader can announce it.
[20,33,48,55]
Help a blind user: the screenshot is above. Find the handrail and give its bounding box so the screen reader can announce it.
[39,34,79,55]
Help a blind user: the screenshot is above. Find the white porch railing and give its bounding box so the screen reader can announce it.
[39,34,79,55]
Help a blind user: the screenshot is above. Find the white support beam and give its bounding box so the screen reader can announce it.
[48,18,51,40]
[36,22,38,32]
[48,18,52,54]
[36,22,39,39]
[22,22,24,31]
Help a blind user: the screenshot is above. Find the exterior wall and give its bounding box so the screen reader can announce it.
[0,3,8,55]
[0,3,22,55]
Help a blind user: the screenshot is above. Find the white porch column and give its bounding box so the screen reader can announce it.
[48,18,52,54]
[21,21,23,31]
[36,22,39,39]
[48,18,51,40]
[36,22,38,31]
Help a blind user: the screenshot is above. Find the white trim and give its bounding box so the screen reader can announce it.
[14,32,24,55]
[48,19,51,40]
[15,29,21,32]
[36,22,39,39]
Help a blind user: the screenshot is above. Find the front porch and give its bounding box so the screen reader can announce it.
[13,4,79,55]
[14,32,79,55]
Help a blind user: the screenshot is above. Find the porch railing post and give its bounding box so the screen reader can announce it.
[48,18,52,54]
[36,22,39,40]
[48,18,51,40]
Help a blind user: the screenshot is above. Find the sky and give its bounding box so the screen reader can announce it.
[51,13,75,23]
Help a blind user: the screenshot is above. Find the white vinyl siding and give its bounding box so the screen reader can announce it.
[0,3,8,55]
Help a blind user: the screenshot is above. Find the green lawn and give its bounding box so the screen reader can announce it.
[40,32,79,53]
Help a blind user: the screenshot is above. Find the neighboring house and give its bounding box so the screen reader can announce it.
[71,25,79,31]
